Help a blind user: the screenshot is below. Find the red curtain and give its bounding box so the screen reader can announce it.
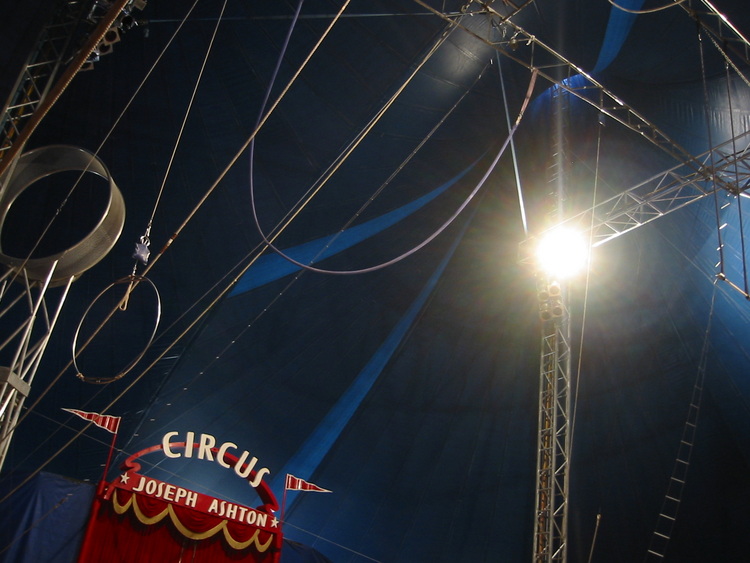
[77,488,281,563]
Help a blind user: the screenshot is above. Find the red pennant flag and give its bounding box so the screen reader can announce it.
[285,474,331,493]
[63,408,121,434]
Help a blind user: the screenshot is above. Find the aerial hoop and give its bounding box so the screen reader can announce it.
[73,275,161,384]
[0,145,125,284]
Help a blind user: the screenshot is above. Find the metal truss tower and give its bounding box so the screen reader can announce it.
[0,0,134,469]
[422,2,750,561]
[0,0,141,179]
[532,76,572,562]
[0,0,90,164]
[534,279,571,563]
[0,266,75,471]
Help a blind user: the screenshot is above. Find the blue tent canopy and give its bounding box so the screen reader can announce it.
[1,1,750,561]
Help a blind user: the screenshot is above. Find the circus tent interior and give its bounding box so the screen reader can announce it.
[1,0,750,561]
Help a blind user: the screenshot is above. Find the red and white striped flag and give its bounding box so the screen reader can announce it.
[285,474,331,493]
[63,408,121,434]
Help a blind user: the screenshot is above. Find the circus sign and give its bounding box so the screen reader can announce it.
[77,431,282,563]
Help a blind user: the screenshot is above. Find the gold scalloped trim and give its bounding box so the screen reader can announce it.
[112,490,274,551]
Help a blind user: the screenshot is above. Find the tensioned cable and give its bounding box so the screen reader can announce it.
[99,0,354,307]
[0,0,204,290]
[1,16,530,557]
[3,0,310,476]
[139,0,230,268]
[246,13,495,276]
[0,64,538,507]
[241,0,510,275]
[607,0,687,15]
[126,55,523,452]
[496,52,528,235]
[14,0,231,461]
[8,0,332,415]
[118,0,307,452]
[0,0,207,467]
[698,26,727,278]
[120,60,489,447]
[705,30,750,90]
[249,65,539,275]
[151,11,466,24]
[281,520,382,562]
[247,15,458,273]
[723,58,749,296]
[0,0,354,507]
[0,0,207,439]
[73,0,229,385]
[568,112,603,486]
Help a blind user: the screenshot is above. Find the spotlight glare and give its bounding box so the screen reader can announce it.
[536,227,589,280]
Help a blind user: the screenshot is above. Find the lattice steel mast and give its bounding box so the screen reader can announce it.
[530,79,574,563]
[0,0,134,471]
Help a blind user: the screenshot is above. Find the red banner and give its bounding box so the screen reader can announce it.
[77,441,282,563]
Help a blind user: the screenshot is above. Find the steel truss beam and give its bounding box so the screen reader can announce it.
[682,0,750,68]
[526,130,750,251]
[418,4,750,563]
[0,0,141,179]
[0,0,93,162]
[417,0,745,195]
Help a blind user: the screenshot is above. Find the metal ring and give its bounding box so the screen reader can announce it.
[0,145,125,284]
[72,275,161,384]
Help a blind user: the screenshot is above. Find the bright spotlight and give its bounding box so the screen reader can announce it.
[536,226,589,280]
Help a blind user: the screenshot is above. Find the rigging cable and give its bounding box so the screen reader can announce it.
[723,57,750,297]
[0,0,204,290]
[126,59,530,466]
[496,51,528,235]
[119,0,307,452]
[0,0,354,507]
[119,59,491,448]
[568,110,603,509]
[0,0,207,473]
[73,0,230,385]
[143,0,232,267]
[248,64,539,275]
[698,25,727,280]
[246,17,492,275]
[704,29,750,89]
[109,0,354,301]
[247,13,460,273]
[5,0,319,475]
[607,0,687,15]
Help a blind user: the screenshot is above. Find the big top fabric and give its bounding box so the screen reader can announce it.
[1,1,750,562]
